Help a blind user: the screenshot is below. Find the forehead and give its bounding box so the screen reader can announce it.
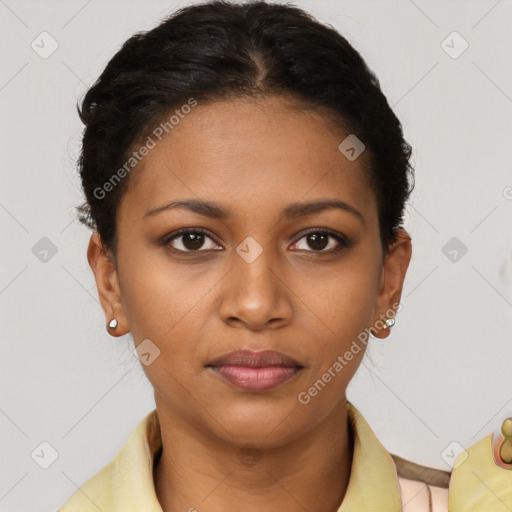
[119,97,377,224]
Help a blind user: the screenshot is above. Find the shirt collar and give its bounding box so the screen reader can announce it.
[339,401,402,510]
[62,401,401,511]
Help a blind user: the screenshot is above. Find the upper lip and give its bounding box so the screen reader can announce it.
[207,350,303,368]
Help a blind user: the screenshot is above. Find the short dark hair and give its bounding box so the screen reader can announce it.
[75,0,414,257]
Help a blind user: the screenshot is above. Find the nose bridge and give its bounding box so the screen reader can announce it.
[234,234,280,302]
[219,234,292,328]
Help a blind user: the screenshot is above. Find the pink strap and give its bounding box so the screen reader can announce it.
[397,476,449,511]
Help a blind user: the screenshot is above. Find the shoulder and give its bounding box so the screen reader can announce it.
[57,409,162,512]
[448,432,512,511]
[57,458,117,511]
[390,421,512,512]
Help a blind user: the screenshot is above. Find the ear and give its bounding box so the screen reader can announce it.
[87,232,129,337]
[371,228,412,339]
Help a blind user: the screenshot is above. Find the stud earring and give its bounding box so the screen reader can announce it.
[370,316,396,340]
[108,318,118,329]
[383,317,395,329]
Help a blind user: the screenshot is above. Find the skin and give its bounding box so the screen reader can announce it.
[88,96,412,512]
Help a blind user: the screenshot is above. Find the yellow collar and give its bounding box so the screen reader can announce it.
[59,401,402,511]
[340,401,402,510]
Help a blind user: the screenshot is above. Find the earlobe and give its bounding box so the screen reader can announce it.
[87,233,129,336]
[371,229,412,340]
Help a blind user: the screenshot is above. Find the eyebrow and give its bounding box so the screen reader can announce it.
[143,198,364,224]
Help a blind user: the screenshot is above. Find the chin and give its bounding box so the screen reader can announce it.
[205,406,308,448]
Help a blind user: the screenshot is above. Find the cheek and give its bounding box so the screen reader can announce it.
[117,244,219,369]
[299,261,380,341]
[118,255,212,407]
[117,241,187,333]
[294,275,374,415]
[295,255,381,388]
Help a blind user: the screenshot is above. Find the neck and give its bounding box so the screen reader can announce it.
[153,397,354,512]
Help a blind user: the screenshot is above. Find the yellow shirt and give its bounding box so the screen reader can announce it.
[57,401,512,511]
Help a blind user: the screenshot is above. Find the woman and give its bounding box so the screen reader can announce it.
[59,1,512,510]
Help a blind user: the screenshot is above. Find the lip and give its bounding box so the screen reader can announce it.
[207,349,303,368]
[206,350,304,393]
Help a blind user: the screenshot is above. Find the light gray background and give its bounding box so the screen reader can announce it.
[1,0,511,510]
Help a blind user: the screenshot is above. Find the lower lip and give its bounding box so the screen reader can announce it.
[210,365,300,392]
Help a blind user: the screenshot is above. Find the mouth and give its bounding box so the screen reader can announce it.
[206,349,304,393]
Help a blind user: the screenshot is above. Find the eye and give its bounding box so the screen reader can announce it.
[162,227,351,255]
[291,229,351,253]
[163,228,222,252]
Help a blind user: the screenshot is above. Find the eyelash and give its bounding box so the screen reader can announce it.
[162,227,351,255]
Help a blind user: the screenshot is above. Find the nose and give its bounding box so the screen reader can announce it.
[218,242,293,331]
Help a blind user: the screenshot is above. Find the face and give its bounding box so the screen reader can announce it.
[88,96,411,447]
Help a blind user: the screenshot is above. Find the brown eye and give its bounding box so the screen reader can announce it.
[305,233,329,251]
[292,230,350,253]
[165,229,222,252]
[181,232,206,251]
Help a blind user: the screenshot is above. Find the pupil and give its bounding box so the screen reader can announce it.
[308,233,327,251]
[183,233,204,250]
